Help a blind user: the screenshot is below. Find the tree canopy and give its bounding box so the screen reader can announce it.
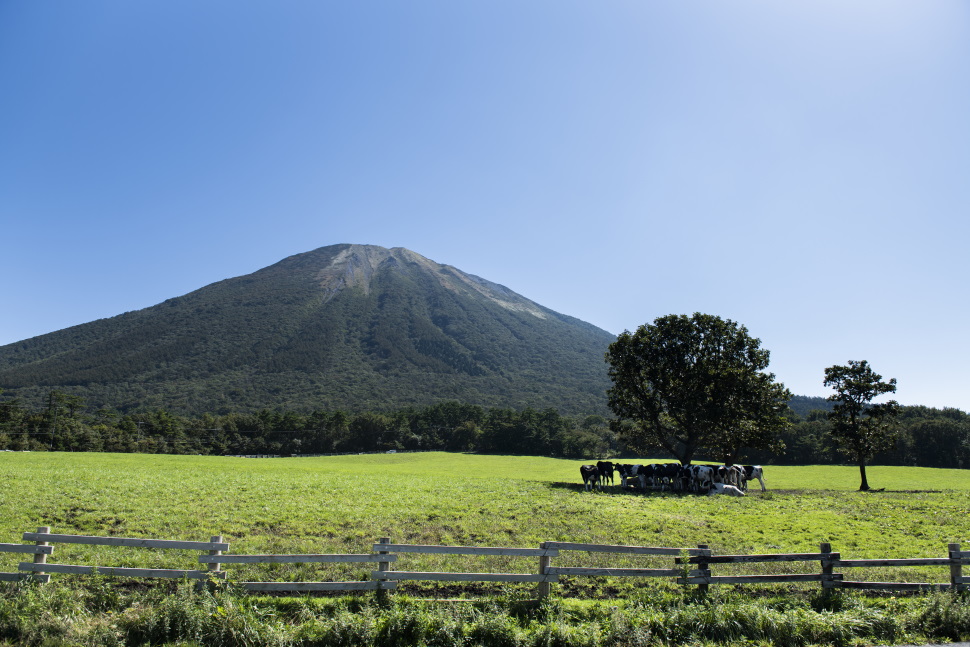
[824,360,900,491]
[605,313,792,465]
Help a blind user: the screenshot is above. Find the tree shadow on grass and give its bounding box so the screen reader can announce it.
[545,482,697,497]
[546,481,641,493]
[549,483,943,496]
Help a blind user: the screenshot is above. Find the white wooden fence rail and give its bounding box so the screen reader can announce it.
[543,541,707,583]
[370,542,560,590]
[16,528,228,583]
[2,527,966,597]
[201,553,399,592]
[0,535,52,583]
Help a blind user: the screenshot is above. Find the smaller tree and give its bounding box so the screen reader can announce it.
[824,360,899,491]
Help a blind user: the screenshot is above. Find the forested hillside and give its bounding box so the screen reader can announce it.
[0,245,614,416]
[787,394,831,418]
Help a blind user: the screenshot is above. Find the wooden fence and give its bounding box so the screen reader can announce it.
[13,527,228,584]
[2,527,968,598]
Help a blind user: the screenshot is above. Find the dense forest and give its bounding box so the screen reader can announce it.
[1,390,967,468]
[0,245,615,416]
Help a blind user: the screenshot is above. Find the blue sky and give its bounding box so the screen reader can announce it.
[2,1,968,411]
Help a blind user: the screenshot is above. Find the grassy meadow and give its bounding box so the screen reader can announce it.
[3,451,970,646]
[1,451,969,592]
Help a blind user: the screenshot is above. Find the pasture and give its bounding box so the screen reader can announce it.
[2,451,969,590]
[3,452,970,646]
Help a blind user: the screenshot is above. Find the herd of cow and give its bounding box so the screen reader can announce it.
[580,461,766,496]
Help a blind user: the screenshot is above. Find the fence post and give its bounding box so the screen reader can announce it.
[32,526,50,584]
[537,542,551,599]
[820,542,835,593]
[376,537,391,601]
[208,535,224,591]
[950,542,962,591]
[695,544,711,596]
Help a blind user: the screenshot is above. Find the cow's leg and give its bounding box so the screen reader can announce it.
[757,475,767,492]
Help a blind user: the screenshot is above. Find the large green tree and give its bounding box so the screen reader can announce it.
[605,313,792,465]
[824,360,899,491]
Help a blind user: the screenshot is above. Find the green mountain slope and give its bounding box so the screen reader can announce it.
[0,245,616,415]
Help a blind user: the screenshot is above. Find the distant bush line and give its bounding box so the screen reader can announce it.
[1,391,968,467]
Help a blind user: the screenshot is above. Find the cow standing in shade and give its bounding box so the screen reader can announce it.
[616,464,643,489]
[596,461,615,486]
[653,463,683,491]
[580,465,601,491]
[688,465,715,493]
[716,465,744,489]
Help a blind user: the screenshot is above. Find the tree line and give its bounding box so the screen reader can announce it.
[0,388,968,468]
[746,405,970,469]
[0,392,614,458]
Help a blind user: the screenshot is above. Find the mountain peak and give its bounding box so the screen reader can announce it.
[314,245,434,296]
[0,244,614,414]
[306,244,549,320]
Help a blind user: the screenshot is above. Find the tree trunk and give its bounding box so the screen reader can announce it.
[858,461,870,491]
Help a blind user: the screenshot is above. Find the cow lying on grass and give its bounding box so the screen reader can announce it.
[708,482,745,497]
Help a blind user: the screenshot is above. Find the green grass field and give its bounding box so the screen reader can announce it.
[2,451,968,592]
[3,452,970,646]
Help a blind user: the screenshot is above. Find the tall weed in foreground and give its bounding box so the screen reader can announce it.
[373,603,466,647]
[295,610,375,647]
[0,575,199,646]
[595,592,911,647]
[4,581,970,647]
[119,583,290,647]
[465,610,525,647]
[916,591,970,641]
[0,580,125,647]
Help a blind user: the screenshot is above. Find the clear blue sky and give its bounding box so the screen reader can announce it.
[2,1,968,411]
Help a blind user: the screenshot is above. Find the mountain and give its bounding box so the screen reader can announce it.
[0,245,616,415]
[787,395,832,419]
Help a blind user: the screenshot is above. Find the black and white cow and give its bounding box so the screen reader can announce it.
[737,465,767,492]
[625,463,654,489]
[636,464,655,490]
[708,482,745,497]
[688,465,716,493]
[615,463,633,487]
[596,461,615,486]
[653,463,683,491]
[580,464,601,491]
[715,464,744,488]
[616,464,645,489]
